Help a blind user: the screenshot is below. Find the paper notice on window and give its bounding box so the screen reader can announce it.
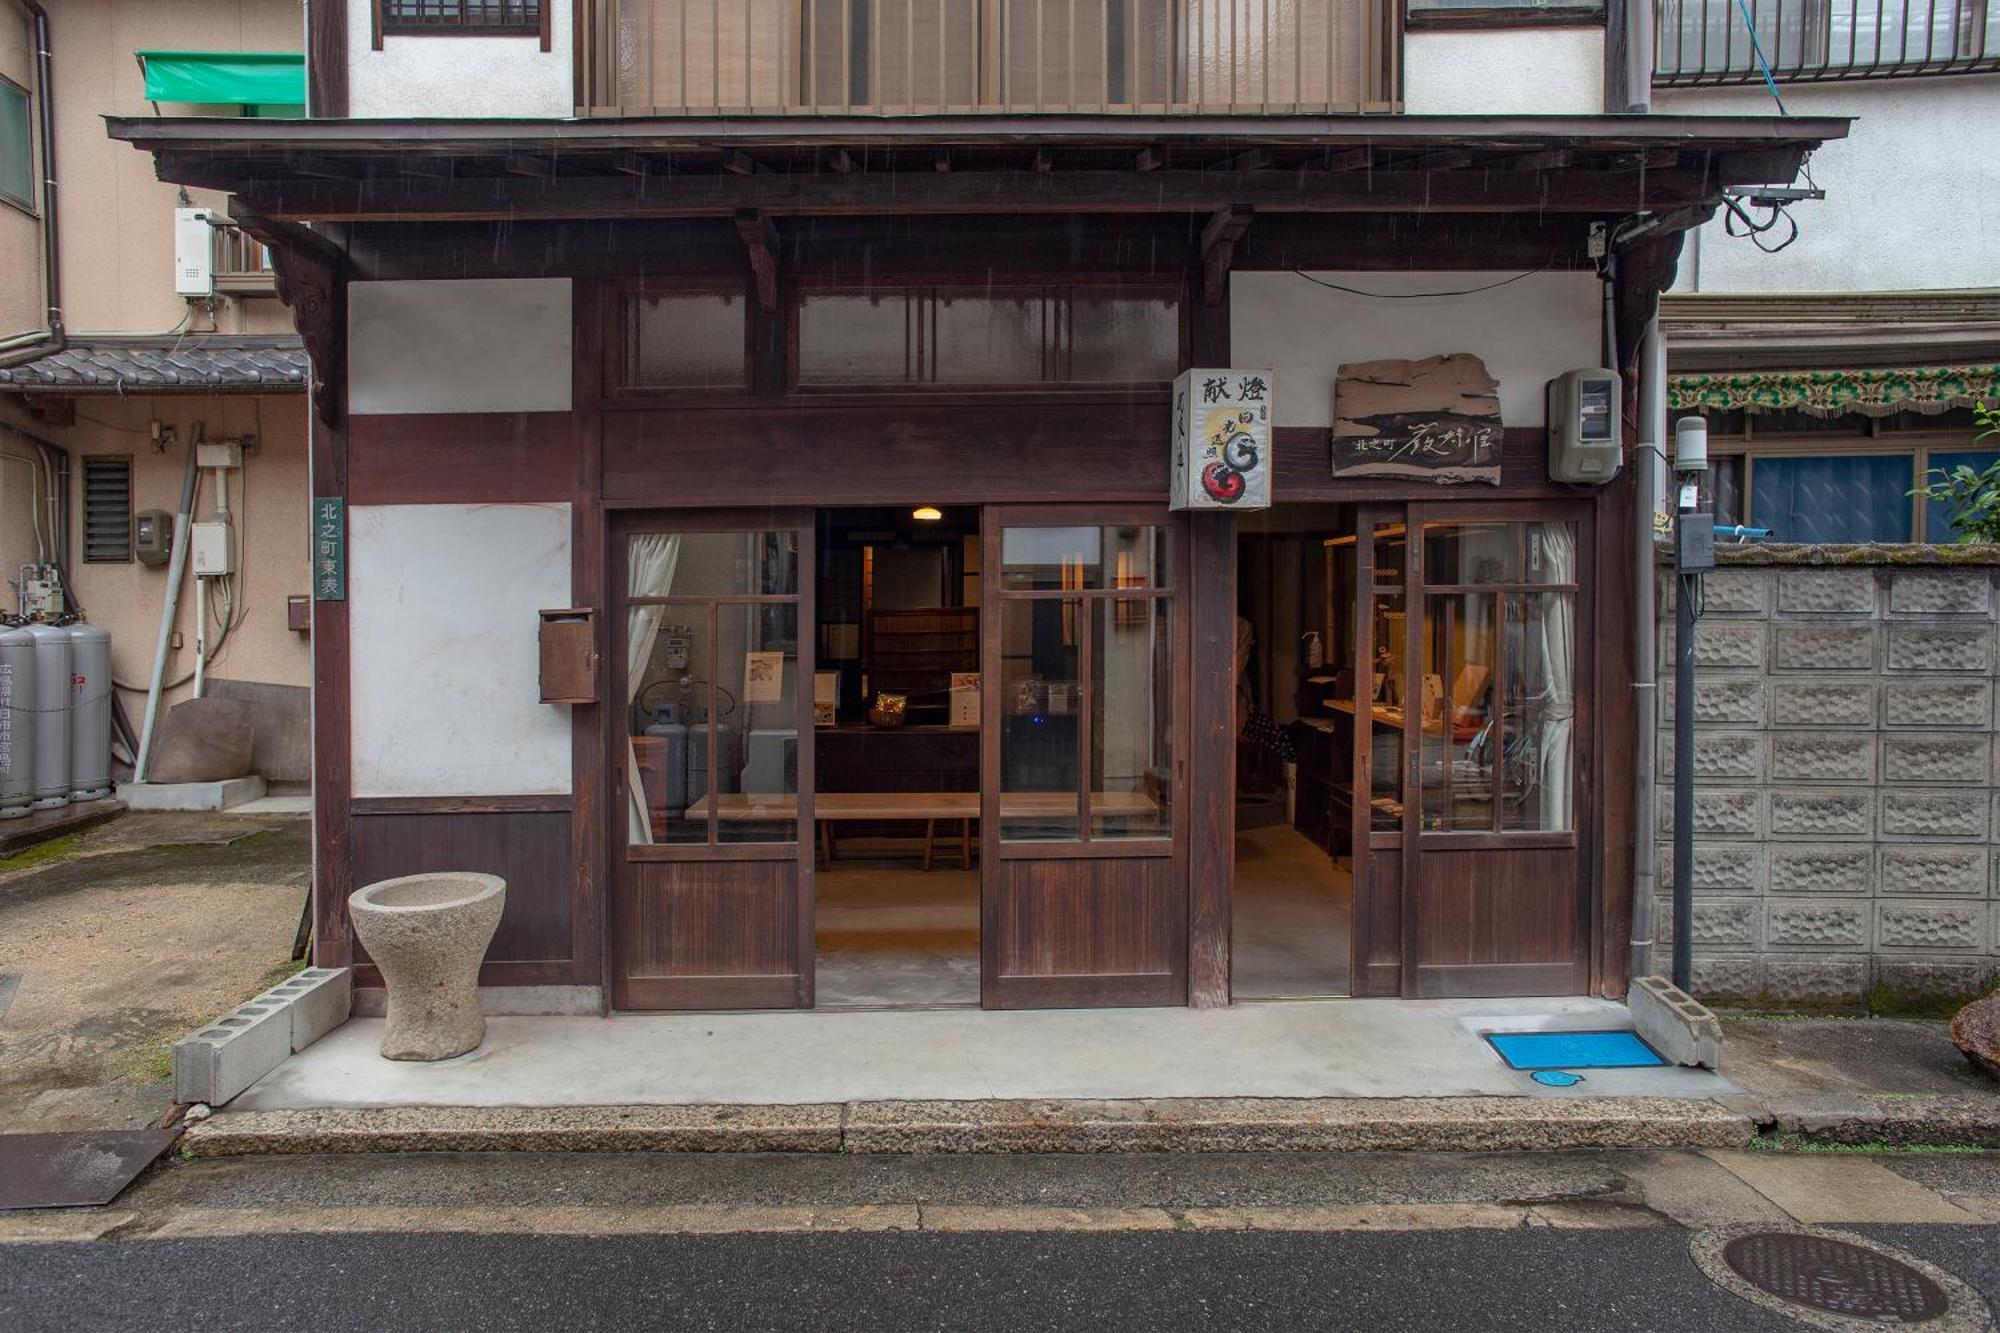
[744,651,785,704]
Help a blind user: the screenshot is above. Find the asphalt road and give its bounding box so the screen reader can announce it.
[5,1223,1997,1333]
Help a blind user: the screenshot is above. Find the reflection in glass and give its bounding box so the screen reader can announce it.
[1418,592,1496,832]
[1091,598,1172,839]
[796,293,911,385]
[1423,522,1520,585]
[1070,295,1180,383]
[1368,589,1406,831]
[1000,525,1168,591]
[718,603,799,844]
[628,530,798,600]
[933,292,1045,384]
[999,597,1081,841]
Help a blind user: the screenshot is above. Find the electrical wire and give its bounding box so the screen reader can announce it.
[1290,270,1541,299]
[1721,195,1800,254]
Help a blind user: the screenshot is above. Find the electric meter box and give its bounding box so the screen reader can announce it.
[174,207,216,298]
[133,510,174,567]
[191,521,234,576]
[1546,368,1623,485]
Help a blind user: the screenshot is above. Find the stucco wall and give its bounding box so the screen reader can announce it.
[46,0,301,335]
[1231,271,1604,429]
[1656,76,2000,295]
[0,0,44,345]
[348,0,573,117]
[1402,29,1605,115]
[1659,551,2000,1013]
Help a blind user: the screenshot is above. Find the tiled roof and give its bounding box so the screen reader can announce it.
[0,337,308,393]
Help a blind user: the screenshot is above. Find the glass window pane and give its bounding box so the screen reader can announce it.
[1372,524,1407,589]
[1424,523,1522,586]
[1091,598,1172,839]
[1418,592,1498,832]
[1368,589,1407,832]
[797,293,912,385]
[1923,450,2000,543]
[1500,584,1577,833]
[1000,524,1169,591]
[1525,521,1578,585]
[629,531,798,599]
[1000,598,1081,841]
[628,604,710,846]
[625,291,746,391]
[0,80,30,210]
[1070,294,1179,382]
[717,603,799,844]
[1750,454,1914,543]
[933,292,1046,384]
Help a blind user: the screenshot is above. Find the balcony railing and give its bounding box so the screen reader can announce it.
[577,0,1399,115]
[1655,0,2000,84]
[214,221,277,295]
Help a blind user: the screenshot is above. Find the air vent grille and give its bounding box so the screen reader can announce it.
[82,456,133,563]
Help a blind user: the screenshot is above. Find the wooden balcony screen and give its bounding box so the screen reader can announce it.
[578,0,1398,115]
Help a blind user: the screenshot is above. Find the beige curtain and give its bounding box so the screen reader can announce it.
[627,533,683,844]
[1536,523,1576,831]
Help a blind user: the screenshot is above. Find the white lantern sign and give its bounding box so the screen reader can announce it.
[1171,368,1273,511]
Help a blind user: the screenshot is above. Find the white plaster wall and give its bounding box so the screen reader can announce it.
[349,279,573,415]
[348,0,572,117]
[1403,29,1605,115]
[349,502,573,798]
[1231,271,1604,427]
[1656,76,2000,295]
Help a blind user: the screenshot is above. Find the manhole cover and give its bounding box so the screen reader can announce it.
[1724,1232,1947,1322]
[1692,1227,1995,1333]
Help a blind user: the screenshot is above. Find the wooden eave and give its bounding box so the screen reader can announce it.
[108,113,1846,225]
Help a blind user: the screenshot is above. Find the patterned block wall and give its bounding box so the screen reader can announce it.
[1656,554,2000,1011]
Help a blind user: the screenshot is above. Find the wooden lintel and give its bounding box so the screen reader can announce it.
[1408,149,1472,172]
[734,208,781,313]
[1493,149,1575,172]
[1213,148,1272,174]
[505,153,556,180]
[1200,204,1253,306]
[611,151,653,177]
[1610,148,1681,171]
[223,167,1714,224]
[397,155,457,180]
[1319,147,1371,172]
[290,154,368,181]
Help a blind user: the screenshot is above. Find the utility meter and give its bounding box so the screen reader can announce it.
[133,510,174,567]
[1546,368,1623,484]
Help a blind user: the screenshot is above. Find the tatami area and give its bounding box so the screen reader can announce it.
[233,997,1734,1111]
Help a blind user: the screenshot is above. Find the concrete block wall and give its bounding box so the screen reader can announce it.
[1657,551,2000,1012]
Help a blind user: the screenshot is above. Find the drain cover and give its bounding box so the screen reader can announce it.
[1724,1232,1947,1322]
[1692,1227,1994,1333]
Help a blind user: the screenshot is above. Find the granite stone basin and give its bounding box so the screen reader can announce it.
[348,872,506,1061]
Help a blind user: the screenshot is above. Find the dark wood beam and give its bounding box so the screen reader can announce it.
[1133,147,1161,172]
[1033,149,1053,173]
[612,152,653,177]
[733,208,781,313]
[725,151,764,176]
[306,0,349,119]
[1406,149,1472,172]
[289,153,368,180]
[826,149,855,174]
[505,153,556,180]
[1213,148,1271,174]
[1200,204,1252,307]
[934,149,952,173]
[1492,149,1575,172]
[230,207,348,428]
[215,167,1713,223]
[1318,147,1370,172]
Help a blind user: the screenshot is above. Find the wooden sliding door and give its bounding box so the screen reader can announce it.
[980,506,1189,1008]
[611,511,817,1010]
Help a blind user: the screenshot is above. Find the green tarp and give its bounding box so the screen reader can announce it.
[137,51,305,108]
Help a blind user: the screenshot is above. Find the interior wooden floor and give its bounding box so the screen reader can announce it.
[1231,823,1353,999]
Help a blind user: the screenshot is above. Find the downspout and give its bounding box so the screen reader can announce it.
[1626,0,1654,113]
[0,0,63,368]
[1631,321,1664,981]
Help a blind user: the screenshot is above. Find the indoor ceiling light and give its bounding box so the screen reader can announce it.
[911,506,943,521]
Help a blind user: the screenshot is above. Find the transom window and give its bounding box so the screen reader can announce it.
[376,0,544,40]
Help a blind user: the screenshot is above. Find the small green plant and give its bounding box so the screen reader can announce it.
[1909,403,2000,542]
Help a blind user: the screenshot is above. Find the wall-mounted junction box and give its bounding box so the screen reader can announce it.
[134,509,174,567]
[174,207,216,298]
[191,521,233,576]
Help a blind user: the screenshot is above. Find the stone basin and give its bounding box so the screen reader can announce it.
[348,872,506,1061]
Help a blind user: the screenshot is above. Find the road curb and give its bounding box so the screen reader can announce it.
[181,1095,1759,1157]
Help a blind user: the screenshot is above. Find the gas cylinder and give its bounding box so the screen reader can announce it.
[0,621,33,819]
[25,621,71,810]
[67,621,112,801]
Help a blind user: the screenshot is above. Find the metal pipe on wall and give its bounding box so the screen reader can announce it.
[0,0,64,369]
[1630,319,1664,980]
[134,424,203,782]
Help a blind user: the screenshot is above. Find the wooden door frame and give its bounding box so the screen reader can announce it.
[608,507,818,1009]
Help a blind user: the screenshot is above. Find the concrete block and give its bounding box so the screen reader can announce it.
[1658,731,1765,783]
[1766,901,1869,948]
[1629,976,1723,1068]
[1875,902,1986,952]
[1773,623,1877,672]
[1878,845,1988,898]
[1660,621,1766,671]
[1690,955,1762,1003]
[1886,624,1991,673]
[1763,956,1868,1007]
[1766,846,1872,896]
[1661,676,1766,726]
[1667,567,1769,615]
[1885,680,1991,728]
[1769,734,1875,784]
[1871,958,1999,1012]
[1776,568,1876,615]
[174,996,293,1107]
[1888,569,1992,616]
[1883,735,1989,784]
[1882,790,1988,839]
[261,967,353,1052]
[1767,790,1874,839]
[1690,899,1760,947]
[1658,841,1763,893]
[122,776,267,813]
[1658,788,1760,838]
[1770,681,1876,729]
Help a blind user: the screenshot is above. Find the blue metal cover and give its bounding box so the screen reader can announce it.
[1486,1029,1665,1071]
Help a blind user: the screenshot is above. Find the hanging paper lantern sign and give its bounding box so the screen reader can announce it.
[1171,368,1273,511]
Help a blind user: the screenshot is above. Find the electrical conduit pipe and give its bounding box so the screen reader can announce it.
[134,425,202,781]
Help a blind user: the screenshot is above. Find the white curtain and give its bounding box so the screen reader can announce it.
[627,533,682,844]
[1536,523,1576,831]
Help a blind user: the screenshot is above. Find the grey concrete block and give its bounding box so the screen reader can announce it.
[1628,976,1723,1068]
[1766,846,1873,896]
[1883,735,1989,785]
[1769,734,1876,784]
[1763,956,1868,1006]
[1658,788,1761,837]
[1882,790,1988,839]
[1767,789,1874,839]
[1773,623,1877,672]
[1776,568,1876,615]
[1668,568,1768,615]
[262,967,353,1052]
[1660,621,1767,671]
[1875,902,1987,951]
[123,776,267,813]
[1659,731,1765,783]
[1770,681,1876,730]
[1690,955,1762,1003]
[1659,841,1763,893]
[1879,845,1988,898]
[174,996,292,1107]
[1692,899,1760,947]
[1665,676,1767,726]
[1871,957,1999,1010]
[1766,901,1869,948]
[1885,680,1992,729]
[1886,624,1992,673]
[1888,570,1992,616]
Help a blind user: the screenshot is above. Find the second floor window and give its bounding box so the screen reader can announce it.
[378,0,543,37]
[0,76,31,214]
[1655,0,1999,83]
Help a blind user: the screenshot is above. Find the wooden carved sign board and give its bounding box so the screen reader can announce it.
[1332,353,1503,486]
